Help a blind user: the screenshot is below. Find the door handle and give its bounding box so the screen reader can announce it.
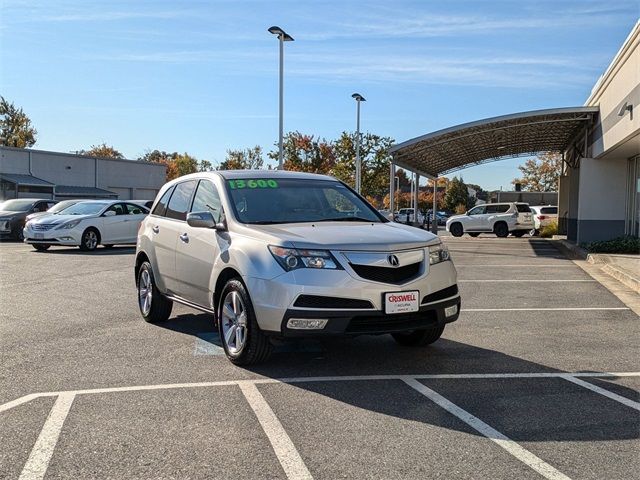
[179,233,189,243]
[151,225,159,234]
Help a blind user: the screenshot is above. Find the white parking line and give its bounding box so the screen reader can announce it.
[455,264,576,267]
[239,382,313,480]
[559,375,640,411]
[18,393,75,480]
[461,307,629,312]
[402,378,571,480]
[459,279,596,283]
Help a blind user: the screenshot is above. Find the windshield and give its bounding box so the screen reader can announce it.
[49,201,79,213]
[60,202,107,215]
[225,178,383,224]
[0,199,35,212]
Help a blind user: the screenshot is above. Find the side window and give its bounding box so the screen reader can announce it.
[516,204,532,213]
[106,203,126,215]
[152,187,174,217]
[36,202,49,212]
[468,206,485,215]
[125,203,145,215]
[190,180,222,221]
[541,207,557,214]
[165,181,197,221]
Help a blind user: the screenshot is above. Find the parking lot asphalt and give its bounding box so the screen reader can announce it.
[1,235,638,479]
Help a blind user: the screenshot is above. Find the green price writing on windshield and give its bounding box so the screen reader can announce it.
[228,179,278,189]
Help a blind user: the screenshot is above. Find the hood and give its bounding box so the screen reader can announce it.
[29,213,93,225]
[239,221,440,251]
[25,211,49,221]
[0,210,27,219]
[446,214,467,223]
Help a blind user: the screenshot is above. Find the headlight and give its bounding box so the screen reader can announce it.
[268,246,342,271]
[429,243,450,265]
[55,219,81,230]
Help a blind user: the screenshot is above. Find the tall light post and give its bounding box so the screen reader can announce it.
[268,26,294,169]
[351,93,365,193]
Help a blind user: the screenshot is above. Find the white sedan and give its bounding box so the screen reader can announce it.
[24,200,149,251]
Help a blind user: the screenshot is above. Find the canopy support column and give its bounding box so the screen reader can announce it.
[432,177,438,234]
[389,162,396,216]
[413,173,420,225]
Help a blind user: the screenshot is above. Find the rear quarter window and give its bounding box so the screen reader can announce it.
[516,204,531,213]
[152,186,174,217]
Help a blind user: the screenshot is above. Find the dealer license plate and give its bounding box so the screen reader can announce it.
[34,233,44,239]
[384,291,419,314]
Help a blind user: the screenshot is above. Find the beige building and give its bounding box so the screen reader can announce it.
[0,146,166,201]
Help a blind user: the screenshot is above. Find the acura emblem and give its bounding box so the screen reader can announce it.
[387,254,400,267]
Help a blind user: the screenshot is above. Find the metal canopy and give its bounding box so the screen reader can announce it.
[389,107,599,177]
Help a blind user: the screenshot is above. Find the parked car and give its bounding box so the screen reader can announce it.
[377,209,394,221]
[0,198,57,240]
[25,199,83,223]
[135,171,460,365]
[445,202,534,238]
[131,199,155,209]
[395,208,424,224]
[24,200,149,251]
[529,205,558,236]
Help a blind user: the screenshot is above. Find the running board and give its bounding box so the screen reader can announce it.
[165,294,215,314]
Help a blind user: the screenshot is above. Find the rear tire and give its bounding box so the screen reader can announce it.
[392,326,445,346]
[494,222,509,238]
[449,222,463,237]
[33,244,50,251]
[468,232,480,237]
[218,279,272,365]
[137,261,172,323]
[79,228,100,251]
[512,231,526,238]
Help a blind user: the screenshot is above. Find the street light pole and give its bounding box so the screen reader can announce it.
[351,93,365,193]
[268,26,294,169]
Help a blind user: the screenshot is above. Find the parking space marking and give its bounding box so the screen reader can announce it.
[560,375,640,411]
[459,279,596,283]
[239,382,313,480]
[18,393,75,480]
[0,393,53,414]
[455,264,577,267]
[461,307,629,312]
[402,378,572,480]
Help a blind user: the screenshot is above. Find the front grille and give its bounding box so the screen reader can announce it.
[422,285,459,304]
[293,295,373,309]
[350,262,421,285]
[346,310,437,333]
[32,224,56,231]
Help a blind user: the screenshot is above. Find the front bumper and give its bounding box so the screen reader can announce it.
[23,226,81,245]
[245,259,459,335]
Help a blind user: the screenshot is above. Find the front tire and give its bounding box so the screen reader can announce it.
[33,244,50,251]
[392,325,445,346]
[468,232,480,237]
[449,222,464,237]
[79,228,100,251]
[494,222,509,238]
[218,279,272,365]
[137,261,172,323]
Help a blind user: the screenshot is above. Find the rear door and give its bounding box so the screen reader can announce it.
[515,204,533,227]
[101,203,129,243]
[174,179,223,307]
[466,205,486,230]
[123,203,149,241]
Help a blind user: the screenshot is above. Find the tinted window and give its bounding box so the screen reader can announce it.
[516,204,531,213]
[105,203,126,215]
[191,180,222,221]
[486,204,510,214]
[540,207,557,214]
[166,181,197,221]
[152,187,174,217]
[125,203,147,215]
[468,206,485,215]
[225,178,381,224]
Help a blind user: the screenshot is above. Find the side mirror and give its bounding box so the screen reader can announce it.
[187,211,226,230]
[103,210,116,217]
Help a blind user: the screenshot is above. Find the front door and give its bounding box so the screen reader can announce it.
[101,203,129,243]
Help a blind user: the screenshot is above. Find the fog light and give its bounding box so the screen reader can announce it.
[286,318,328,330]
[445,305,458,317]
[61,236,73,241]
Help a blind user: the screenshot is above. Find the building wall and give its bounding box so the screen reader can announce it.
[0,147,166,200]
[576,157,627,243]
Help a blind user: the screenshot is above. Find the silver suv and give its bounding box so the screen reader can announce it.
[445,202,534,238]
[135,171,460,365]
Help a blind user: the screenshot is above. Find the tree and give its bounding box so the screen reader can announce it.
[444,176,473,212]
[138,149,199,180]
[465,183,488,201]
[219,146,264,170]
[269,132,336,174]
[512,153,561,192]
[0,96,37,148]
[81,143,124,159]
[199,159,214,172]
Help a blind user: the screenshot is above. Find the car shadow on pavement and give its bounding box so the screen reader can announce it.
[31,246,136,256]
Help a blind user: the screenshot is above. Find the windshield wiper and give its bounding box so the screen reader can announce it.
[249,220,283,225]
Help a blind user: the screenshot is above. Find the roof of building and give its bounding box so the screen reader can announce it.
[0,173,55,187]
[55,185,118,197]
[389,107,600,177]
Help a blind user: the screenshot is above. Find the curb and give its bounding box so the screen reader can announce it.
[553,239,587,260]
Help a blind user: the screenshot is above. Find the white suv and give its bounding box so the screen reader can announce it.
[445,202,534,238]
[135,171,460,365]
[529,205,558,236]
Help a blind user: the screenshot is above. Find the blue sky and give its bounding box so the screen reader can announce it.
[1,0,638,190]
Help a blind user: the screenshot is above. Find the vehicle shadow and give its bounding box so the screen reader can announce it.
[158,312,639,443]
[32,246,136,256]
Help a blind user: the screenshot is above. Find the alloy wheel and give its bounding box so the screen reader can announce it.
[138,268,153,316]
[84,231,98,250]
[221,291,247,354]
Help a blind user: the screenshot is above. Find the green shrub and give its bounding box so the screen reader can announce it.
[582,236,640,254]
[539,220,558,238]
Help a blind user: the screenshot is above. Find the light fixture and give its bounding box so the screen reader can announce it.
[268,26,294,169]
[618,102,632,117]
